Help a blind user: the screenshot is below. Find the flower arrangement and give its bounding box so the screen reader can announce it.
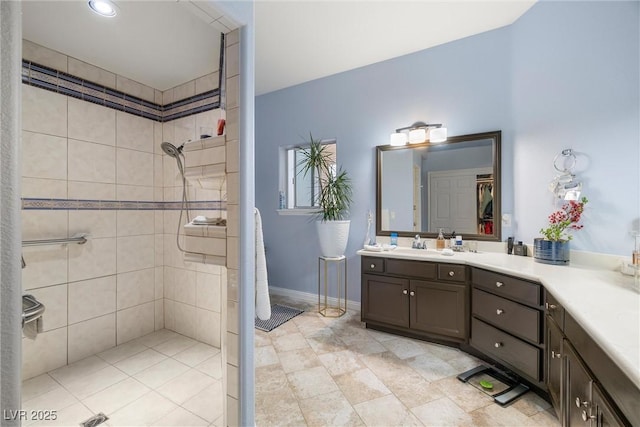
[539,197,588,242]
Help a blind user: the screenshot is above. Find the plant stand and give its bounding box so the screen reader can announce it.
[318,256,347,317]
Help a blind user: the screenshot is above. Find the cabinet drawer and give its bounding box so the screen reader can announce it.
[473,268,541,306]
[362,257,384,273]
[437,264,467,283]
[471,318,541,381]
[545,291,564,331]
[472,288,541,344]
[387,259,436,279]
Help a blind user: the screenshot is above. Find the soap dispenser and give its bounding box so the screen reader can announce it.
[436,229,445,250]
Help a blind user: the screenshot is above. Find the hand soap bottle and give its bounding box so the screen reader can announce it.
[436,228,445,250]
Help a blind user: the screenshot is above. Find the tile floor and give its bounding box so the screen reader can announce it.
[21,329,223,426]
[255,296,561,427]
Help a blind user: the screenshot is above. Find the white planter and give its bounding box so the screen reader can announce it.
[316,220,350,258]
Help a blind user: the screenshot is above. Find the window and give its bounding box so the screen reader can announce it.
[280,139,336,212]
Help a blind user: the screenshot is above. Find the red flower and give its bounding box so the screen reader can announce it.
[540,197,588,242]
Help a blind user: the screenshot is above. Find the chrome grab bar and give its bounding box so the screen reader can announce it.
[22,294,46,328]
[22,233,89,247]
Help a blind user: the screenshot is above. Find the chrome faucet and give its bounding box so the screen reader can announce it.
[412,234,427,249]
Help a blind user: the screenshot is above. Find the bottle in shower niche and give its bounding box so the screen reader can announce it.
[436,228,445,250]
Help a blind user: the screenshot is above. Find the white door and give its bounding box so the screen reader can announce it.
[428,168,490,234]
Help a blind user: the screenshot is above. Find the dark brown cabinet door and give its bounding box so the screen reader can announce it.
[362,274,410,328]
[410,280,467,340]
[592,383,626,427]
[546,317,564,423]
[565,341,593,427]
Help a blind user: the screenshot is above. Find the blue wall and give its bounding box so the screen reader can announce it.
[255,1,639,302]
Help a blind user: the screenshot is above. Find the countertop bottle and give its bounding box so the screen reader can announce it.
[436,228,445,250]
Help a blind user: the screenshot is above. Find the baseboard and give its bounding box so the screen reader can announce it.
[269,286,361,312]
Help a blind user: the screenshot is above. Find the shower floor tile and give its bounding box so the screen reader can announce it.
[22,329,222,427]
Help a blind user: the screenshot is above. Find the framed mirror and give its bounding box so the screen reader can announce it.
[376,130,501,241]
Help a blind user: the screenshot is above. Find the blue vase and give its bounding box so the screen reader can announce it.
[533,238,570,265]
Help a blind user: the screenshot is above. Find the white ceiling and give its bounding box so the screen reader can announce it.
[21,1,536,96]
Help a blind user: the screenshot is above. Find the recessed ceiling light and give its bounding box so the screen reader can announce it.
[88,0,118,17]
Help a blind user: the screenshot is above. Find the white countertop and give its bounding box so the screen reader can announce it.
[357,247,640,389]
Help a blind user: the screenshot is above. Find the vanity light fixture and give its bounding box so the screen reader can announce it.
[390,121,447,146]
[88,0,118,17]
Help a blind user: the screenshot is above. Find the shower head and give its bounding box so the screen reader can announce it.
[161,142,184,158]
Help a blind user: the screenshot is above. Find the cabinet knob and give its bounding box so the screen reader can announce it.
[494,342,502,348]
[545,302,557,311]
[575,397,589,408]
[496,309,504,315]
[496,281,504,288]
[448,271,455,277]
[410,291,415,297]
[581,410,595,422]
[551,350,562,359]
[402,289,408,295]
[370,264,376,269]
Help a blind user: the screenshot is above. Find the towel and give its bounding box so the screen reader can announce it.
[255,208,271,320]
[22,316,43,340]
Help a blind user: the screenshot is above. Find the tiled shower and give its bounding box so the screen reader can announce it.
[20,33,239,422]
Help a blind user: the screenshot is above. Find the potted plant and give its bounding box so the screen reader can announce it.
[299,134,353,257]
[534,197,588,265]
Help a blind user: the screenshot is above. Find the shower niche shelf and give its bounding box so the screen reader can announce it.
[184,223,226,266]
[183,135,226,188]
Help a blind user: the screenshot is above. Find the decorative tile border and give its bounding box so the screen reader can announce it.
[22,198,226,211]
[21,60,220,122]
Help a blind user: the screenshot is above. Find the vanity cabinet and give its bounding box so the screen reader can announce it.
[361,256,469,343]
[470,267,545,384]
[544,291,635,427]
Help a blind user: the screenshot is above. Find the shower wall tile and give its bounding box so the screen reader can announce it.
[27,284,68,332]
[22,328,68,380]
[116,148,154,186]
[68,181,116,200]
[173,80,196,102]
[226,236,238,270]
[196,272,221,312]
[227,364,238,399]
[68,98,116,146]
[173,115,196,145]
[68,57,116,89]
[22,177,68,199]
[225,106,239,142]
[117,211,155,237]
[162,88,175,106]
[226,172,238,205]
[154,211,164,234]
[22,85,67,137]
[226,139,239,174]
[117,301,155,345]
[117,268,155,310]
[68,139,116,183]
[153,121,163,154]
[155,300,164,331]
[23,39,68,72]
[226,205,238,238]
[164,300,175,331]
[154,89,163,105]
[116,111,154,153]
[116,75,155,103]
[22,131,68,180]
[154,187,164,202]
[173,301,196,338]
[162,121,175,146]
[196,309,220,347]
[195,72,219,95]
[172,268,197,305]
[226,300,238,335]
[68,313,116,363]
[68,237,117,283]
[116,235,155,273]
[22,210,68,241]
[227,269,238,303]
[68,276,116,324]
[154,154,164,188]
[226,42,239,78]
[68,210,117,239]
[226,75,239,110]
[116,184,154,202]
[22,246,68,290]
[226,331,238,366]
[154,266,164,300]
[155,234,164,267]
